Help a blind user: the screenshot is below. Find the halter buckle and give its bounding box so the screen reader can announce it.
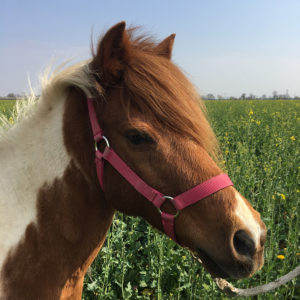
[157,196,180,218]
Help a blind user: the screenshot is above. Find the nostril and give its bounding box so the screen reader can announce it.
[233,230,255,258]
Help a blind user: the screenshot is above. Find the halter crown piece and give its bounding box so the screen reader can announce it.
[87,98,233,242]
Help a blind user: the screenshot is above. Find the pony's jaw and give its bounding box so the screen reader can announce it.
[177,187,266,279]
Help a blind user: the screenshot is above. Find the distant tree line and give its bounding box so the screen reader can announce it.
[1,91,300,100]
[0,93,23,100]
[0,93,40,100]
[202,90,300,100]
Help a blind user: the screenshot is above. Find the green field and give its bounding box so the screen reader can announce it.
[0,100,16,122]
[1,100,299,299]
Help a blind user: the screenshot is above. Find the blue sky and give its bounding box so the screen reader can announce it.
[1,0,300,97]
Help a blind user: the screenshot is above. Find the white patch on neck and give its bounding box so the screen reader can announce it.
[234,191,261,248]
[0,94,71,291]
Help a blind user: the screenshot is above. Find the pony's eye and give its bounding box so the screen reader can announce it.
[126,129,154,145]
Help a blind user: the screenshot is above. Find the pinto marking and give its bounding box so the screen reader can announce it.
[0,95,71,293]
[234,191,262,248]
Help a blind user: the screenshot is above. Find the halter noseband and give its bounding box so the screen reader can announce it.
[87,98,233,242]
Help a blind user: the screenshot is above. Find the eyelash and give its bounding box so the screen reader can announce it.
[125,129,155,146]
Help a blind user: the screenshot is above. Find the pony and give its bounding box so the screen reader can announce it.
[0,22,266,299]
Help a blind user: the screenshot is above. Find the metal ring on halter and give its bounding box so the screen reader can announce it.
[95,135,110,151]
[157,196,180,218]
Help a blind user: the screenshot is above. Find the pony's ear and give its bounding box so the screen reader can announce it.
[91,21,130,84]
[154,34,176,59]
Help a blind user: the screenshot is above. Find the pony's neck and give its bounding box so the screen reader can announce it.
[0,89,115,299]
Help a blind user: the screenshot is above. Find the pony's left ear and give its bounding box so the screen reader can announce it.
[154,34,176,59]
[91,21,131,85]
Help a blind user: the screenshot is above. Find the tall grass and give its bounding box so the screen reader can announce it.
[0,100,299,299]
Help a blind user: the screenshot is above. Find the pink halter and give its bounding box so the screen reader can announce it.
[87,98,233,242]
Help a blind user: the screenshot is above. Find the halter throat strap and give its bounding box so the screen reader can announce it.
[87,98,233,242]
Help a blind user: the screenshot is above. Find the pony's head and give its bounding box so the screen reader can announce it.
[83,22,266,279]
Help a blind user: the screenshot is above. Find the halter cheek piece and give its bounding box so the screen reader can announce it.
[87,98,233,242]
